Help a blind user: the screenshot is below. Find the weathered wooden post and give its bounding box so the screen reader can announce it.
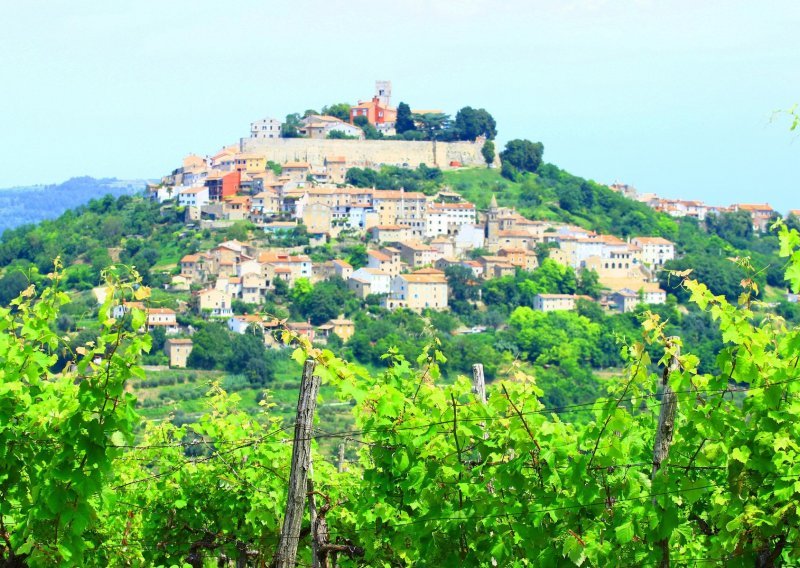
[652,338,681,477]
[652,337,681,568]
[337,441,346,474]
[471,363,487,404]
[274,358,320,568]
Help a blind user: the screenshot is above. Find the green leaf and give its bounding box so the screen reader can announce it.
[615,520,634,543]
[174,499,187,509]
[731,446,751,464]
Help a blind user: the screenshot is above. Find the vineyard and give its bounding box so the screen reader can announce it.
[2,222,800,567]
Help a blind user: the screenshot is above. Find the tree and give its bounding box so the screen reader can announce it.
[0,270,29,306]
[187,323,231,369]
[576,267,602,298]
[412,112,450,140]
[395,102,415,134]
[282,113,302,138]
[327,130,359,140]
[454,106,497,140]
[353,115,382,140]
[499,139,544,179]
[481,140,495,167]
[344,244,368,269]
[321,102,351,121]
[412,112,451,165]
[445,265,480,302]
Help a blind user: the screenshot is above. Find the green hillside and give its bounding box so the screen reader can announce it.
[443,165,678,239]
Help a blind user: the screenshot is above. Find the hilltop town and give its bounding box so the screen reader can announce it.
[135,82,695,368]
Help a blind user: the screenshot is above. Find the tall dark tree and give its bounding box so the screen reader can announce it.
[187,323,232,369]
[454,107,497,140]
[282,113,302,138]
[481,140,495,167]
[395,102,415,134]
[499,139,544,179]
[0,271,29,306]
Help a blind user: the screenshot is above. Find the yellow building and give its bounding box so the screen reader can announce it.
[164,339,193,368]
[234,153,267,174]
[386,268,449,312]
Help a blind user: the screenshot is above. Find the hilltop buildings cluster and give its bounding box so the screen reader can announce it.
[609,183,792,233]
[138,86,684,368]
[145,158,676,370]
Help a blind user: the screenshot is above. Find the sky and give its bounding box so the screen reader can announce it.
[1,0,798,210]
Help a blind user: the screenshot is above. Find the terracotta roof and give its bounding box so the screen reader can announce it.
[231,314,264,323]
[632,237,674,245]
[372,190,427,200]
[282,161,311,169]
[179,186,207,195]
[400,272,447,284]
[148,308,176,315]
[166,338,193,345]
[360,268,390,276]
[368,250,391,261]
[735,203,773,211]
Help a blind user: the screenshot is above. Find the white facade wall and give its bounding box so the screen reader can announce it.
[251,117,282,139]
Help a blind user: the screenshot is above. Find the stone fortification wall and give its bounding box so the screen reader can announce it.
[238,137,495,169]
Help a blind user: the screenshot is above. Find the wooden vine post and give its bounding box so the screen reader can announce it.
[471,363,487,405]
[337,441,346,473]
[274,358,320,568]
[651,337,681,568]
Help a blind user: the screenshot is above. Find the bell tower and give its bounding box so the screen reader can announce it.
[375,80,392,107]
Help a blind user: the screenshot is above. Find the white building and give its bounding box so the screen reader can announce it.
[348,268,392,297]
[178,186,210,208]
[533,294,584,312]
[424,203,476,238]
[227,315,266,334]
[251,117,282,139]
[631,237,676,269]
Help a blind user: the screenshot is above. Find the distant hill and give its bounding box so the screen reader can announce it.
[0,176,147,235]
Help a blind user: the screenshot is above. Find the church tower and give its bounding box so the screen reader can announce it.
[486,193,499,249]
[375,80,392,107]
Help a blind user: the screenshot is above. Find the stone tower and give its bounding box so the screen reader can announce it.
[375,80,392,107]
[486,193,499,249]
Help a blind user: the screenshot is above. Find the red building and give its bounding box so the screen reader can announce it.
[350,96,397,126]
[206,170,241,201]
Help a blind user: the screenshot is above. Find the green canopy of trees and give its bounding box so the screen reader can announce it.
[453,106,497,140]
[500,139,545,179]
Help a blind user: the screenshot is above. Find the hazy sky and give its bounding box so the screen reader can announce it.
[2,0,798,210]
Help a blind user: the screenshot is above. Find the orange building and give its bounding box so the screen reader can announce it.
[350,96,397,126]
[206,170,241,201]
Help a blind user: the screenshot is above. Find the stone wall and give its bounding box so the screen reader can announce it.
[238,137,495,169]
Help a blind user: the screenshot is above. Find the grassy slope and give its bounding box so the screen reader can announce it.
[443,166,678,239]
